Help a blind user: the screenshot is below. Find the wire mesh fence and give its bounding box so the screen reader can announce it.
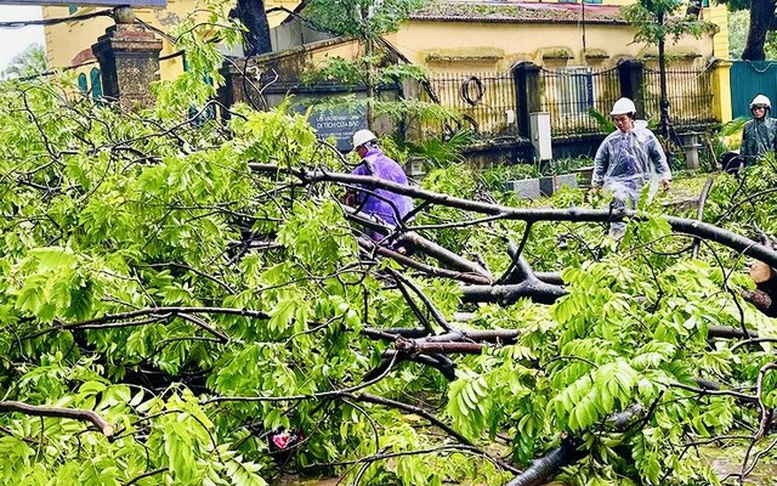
[642,66,716,126]
[420,72,517,138]
[539,66,622,137]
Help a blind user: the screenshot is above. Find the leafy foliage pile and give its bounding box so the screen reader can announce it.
[3,23,777,486]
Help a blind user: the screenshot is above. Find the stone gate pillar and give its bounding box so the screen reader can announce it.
[91,7,163,110]
[511,61,541,140]
[710,58,733,124]
[617,59,645,116]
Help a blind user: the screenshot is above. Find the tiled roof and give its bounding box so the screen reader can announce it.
[410,1,628,24]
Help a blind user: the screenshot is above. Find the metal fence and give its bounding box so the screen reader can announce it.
[539,66,622,137]
[420,72,516,137]
[416,64,716,141]
[643,66,716,126]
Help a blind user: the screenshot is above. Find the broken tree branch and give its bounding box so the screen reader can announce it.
[461,279,568,305]
[357,237,492,285]
[691,176,714,259]
[250,165,777,269]
[0,401,114,439]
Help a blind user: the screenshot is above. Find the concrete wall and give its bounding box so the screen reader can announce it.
[387,12,723,74]
[43,1,730,76]
[271,22,334,52]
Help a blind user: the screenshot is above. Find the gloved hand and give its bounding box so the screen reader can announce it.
[660,179,671,191]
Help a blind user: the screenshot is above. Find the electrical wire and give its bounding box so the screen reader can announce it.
[0,9,113,29]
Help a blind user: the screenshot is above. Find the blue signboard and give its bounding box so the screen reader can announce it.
[0,0,167,7]
[308,106,368,152]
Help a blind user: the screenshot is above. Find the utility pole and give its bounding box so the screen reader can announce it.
[658,11,669,138]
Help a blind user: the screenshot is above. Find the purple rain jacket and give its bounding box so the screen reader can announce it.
[350,147,414,237]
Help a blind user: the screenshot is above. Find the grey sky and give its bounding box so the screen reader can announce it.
[0,5,44,71]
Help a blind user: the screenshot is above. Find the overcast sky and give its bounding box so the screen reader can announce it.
[0,5,44,71]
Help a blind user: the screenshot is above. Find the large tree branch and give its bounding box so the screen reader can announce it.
[23,306,266,340]
[251,165,777,269]
[358,237,492,284]
[505,437,584,486]
[394,337,486,355]
[505,376,749,486]
[461,279,568,305]
[0,401,114,439]
[346,209,491,278]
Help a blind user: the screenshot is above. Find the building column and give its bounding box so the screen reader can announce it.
[91,8,163,110]
[511,61,541,139]
[711,58,733,124]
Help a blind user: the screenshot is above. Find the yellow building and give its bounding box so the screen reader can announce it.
[267,0,733,126]
[44,0,731,72]
[42,0,732,122]
[42,0,299,93]
[388,1,727,73]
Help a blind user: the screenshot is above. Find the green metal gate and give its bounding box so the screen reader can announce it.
[730,61,777,119]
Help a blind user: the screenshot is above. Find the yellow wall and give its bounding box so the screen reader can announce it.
[388,19,718,74]
[706,4,729,59]
[44,0,731,118]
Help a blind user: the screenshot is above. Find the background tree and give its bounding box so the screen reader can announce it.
[3,42,47,80]
[234,0,272,56]
[720,0,777,60]
[728,9,777,59]
[303,0,425,125]
[624,0,713,136]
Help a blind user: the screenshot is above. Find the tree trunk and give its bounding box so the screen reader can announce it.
[742,0,776,61]
[236,0,272,57]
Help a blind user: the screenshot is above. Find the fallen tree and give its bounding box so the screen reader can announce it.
[4,49,777,486]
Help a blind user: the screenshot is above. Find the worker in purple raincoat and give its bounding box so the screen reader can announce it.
[345,129,414,245]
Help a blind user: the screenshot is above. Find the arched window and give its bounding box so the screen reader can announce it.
[90,68,102,101]
[77,73,88,95]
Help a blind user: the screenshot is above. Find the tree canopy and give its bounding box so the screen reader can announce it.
[3,43,47,80]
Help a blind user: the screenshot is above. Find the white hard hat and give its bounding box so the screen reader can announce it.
[750,94,771,109]
[610,97,637,116]
[352,129,377,149]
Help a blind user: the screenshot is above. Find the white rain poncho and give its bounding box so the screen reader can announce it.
[592,121,671,204]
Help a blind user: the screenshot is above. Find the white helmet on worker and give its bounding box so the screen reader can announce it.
[750,94,771,110]
[610,97,637,116]
[352,129,378,150]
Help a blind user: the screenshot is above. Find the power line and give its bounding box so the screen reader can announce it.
[0,9,113,29]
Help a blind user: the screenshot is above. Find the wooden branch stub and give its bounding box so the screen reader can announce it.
[394,338,485,356]
[742,289,773,312]
[750,261,775,284]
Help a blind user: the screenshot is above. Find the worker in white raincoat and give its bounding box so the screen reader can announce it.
[591,97,672,240]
